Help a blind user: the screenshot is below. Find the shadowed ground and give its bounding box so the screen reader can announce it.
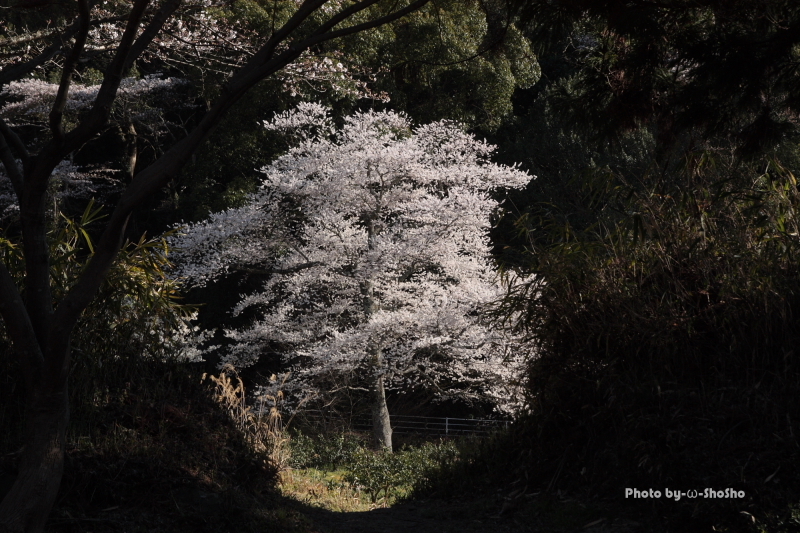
[297,496,649,533]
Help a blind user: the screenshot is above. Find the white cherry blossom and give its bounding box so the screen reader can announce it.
[173,105,535,449]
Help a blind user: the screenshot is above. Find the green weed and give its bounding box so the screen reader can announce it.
[283,432,462,509]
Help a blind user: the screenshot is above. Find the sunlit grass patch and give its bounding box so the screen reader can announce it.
[279,433,462,512]
[279,467,386,512]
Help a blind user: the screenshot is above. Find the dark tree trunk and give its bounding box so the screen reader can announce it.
[0,379,69,533]
[0,2,430,530]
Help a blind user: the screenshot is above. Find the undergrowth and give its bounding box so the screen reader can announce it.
[48,360,307,532]
[0,210,315,531]
[441,154,800,532]
[282,430,462,509]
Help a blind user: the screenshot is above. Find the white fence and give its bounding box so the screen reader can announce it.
[293,410,509,437]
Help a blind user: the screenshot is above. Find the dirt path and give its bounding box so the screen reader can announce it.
[298,497,647,533]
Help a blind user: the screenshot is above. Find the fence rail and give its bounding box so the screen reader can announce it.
[291,410,509,437]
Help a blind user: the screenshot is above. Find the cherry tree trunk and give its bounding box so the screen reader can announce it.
[0,379,69,533]
[371,369,392,452]
[364,220,392,451]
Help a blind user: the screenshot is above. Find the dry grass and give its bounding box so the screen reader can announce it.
[206,367,393,512]
[206,365,291,469]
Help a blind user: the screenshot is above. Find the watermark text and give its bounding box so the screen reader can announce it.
[624,488,745,501]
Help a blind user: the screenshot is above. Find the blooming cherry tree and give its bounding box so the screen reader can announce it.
[174,104,533,450]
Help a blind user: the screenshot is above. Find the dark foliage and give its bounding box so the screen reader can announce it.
[517,0,800,154]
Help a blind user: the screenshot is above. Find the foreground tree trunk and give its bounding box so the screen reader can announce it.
[0,2,430,530]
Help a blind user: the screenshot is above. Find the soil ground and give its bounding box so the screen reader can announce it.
[296,494,650,533]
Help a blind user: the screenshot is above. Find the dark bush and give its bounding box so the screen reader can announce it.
[491,153,800,530]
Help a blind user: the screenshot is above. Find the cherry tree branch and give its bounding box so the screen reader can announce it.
[299,0,430,49]
[225,0,327,91]
[327,385,371,393]
[126,0,184,72]
[63,0,155,152]
[49,0,91,140]
[19,0,156,353]
[0,27,64,47]
[0,22,80,86]
[237,261,324,277]
[0,15,135,87]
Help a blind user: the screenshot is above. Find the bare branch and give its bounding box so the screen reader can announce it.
[302,0,383,41]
